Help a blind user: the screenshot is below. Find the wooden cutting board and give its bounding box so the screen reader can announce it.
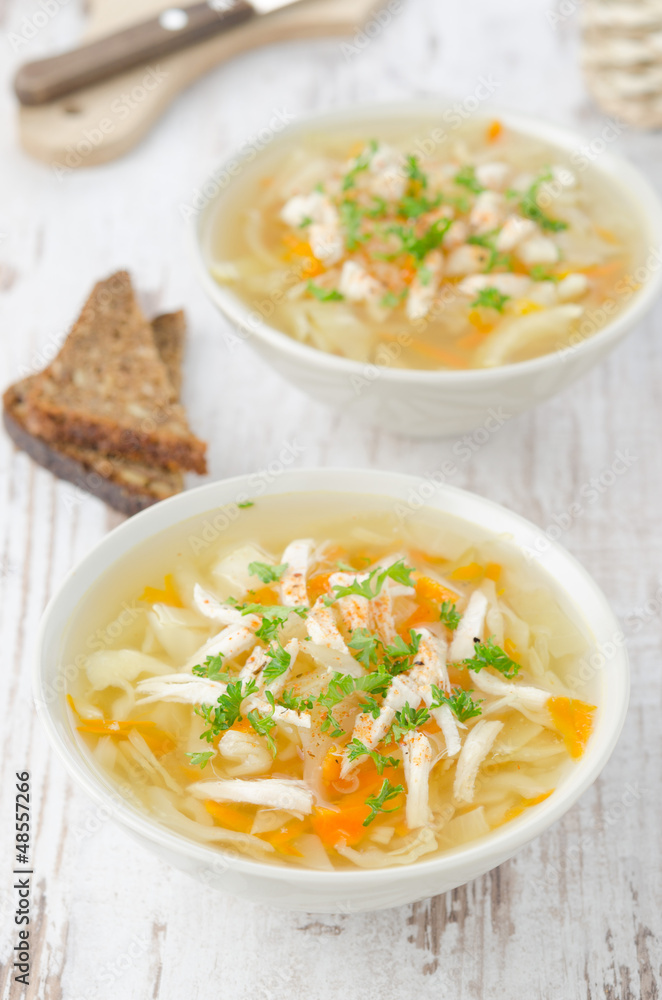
[18,0,382,169]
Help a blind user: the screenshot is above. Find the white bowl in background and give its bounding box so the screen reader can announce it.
[191,101,662,438]
[35,469,628,912]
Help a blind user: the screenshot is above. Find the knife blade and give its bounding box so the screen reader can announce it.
[14,0,304,107]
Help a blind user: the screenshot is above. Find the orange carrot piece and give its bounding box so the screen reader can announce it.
[307,572,334,605]
[449,562,485,583]
[485,563,502,582]
[415,575,459,605]
[504,789,554,822]
[139,573,182,607]
[408,339,466,368]
[487,119,503,142]
[312,804,371,847]
[205,800,254,834]
[504,638,518,658]
[548,697,596,758]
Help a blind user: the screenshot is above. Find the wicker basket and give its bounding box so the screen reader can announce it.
[582,0,662,126]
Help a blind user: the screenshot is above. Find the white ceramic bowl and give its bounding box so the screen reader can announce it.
[191,101,662,438]
[35,469,628,912]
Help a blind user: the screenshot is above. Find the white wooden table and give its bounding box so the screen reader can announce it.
[1,1,661,996]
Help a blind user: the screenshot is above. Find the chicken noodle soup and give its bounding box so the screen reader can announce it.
[206,116,641,369]
[68,493,597,870]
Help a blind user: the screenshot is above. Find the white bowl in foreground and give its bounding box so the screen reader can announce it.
[35,469,628,912]
[192,101,662,438]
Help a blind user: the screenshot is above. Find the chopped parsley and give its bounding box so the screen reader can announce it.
[431,685,483,722]
[329,559,415,602]
[346,738,400,774]
[381,633,421,676]
[278,689,314,713]
[439,600,461,631]
[466,232,512,273]
[454,164,484,194]
[262,641,292,686]
[398,192,442,220]
[237,501,254,509]
[363,778,404,826]
[196,679,257,742]
[342,139,378,191]
[461,637,521,678]
[405,154,428,188]
[233,602,306,642]
[471,287,510,312]
[248,561,287,584]
[339,199,370,251]
[307,281,344,302]
[529,265,559,282]
[186,750,215,769]
[519,171,568,232]
[192,654,230,682]
[247,691,278,754]
[388,217,451,262]
[390,703,430,742]
[317,671,392,737]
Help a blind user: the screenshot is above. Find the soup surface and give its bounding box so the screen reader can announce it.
[207,116,640,370]
[68,493,597,870]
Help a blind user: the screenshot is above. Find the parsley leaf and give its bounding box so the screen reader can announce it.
[431,685,483,722]
[278,689,314,713]
[237,501,254,508]
[196,679,257,742]
[405,154,428,188]
[391,703,430,742]
[454,164,484,194]
[247,691,278,754]
[248,561,288,584]
[439,600,461,631]
[529,264,559,282]
[339,199,370,251]
[342,139,378,191]
[462,637,521,678]
[262,641,292,686]
[388,218,451,262]
[466,231,512,273]
[191,654,230,682]
[381,633,421,676]
[186,750,215,769]
[519,171,568,232]
[346,738,400,774]
[471,287,510,312]
[347,628,381,669]
[317,671,391,736]
[234,603,306,642]
[363,778,405,826]
[330,559,415,602]
[307,281,344,302]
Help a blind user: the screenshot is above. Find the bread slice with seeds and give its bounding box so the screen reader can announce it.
[20,271,206,473]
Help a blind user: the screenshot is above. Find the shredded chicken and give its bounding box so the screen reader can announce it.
[189,778,314,814]
[453,719,504,803]
[401,730,433,829]
[279,539,313,607]
[449,590,488,662]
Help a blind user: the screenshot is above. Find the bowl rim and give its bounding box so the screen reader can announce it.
[35,468,629,887]
[190,97,662,384]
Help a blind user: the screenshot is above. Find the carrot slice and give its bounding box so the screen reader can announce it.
[139,573,182,607]
[504,789,554,822]
[415,575,459,605]
[449,562,484,583]
[312,805,370,847]
[205,800,254,834]
[548,697,596,758]
[485,563,502,582]
[487,119,503,142]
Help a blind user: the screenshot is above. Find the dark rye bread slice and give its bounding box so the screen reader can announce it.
[21,272,207,473]
[3,312,186,516]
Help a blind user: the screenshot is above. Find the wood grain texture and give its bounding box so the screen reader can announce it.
[1,0,661,997]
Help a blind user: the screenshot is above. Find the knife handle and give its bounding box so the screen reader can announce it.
[14,0,255,106]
